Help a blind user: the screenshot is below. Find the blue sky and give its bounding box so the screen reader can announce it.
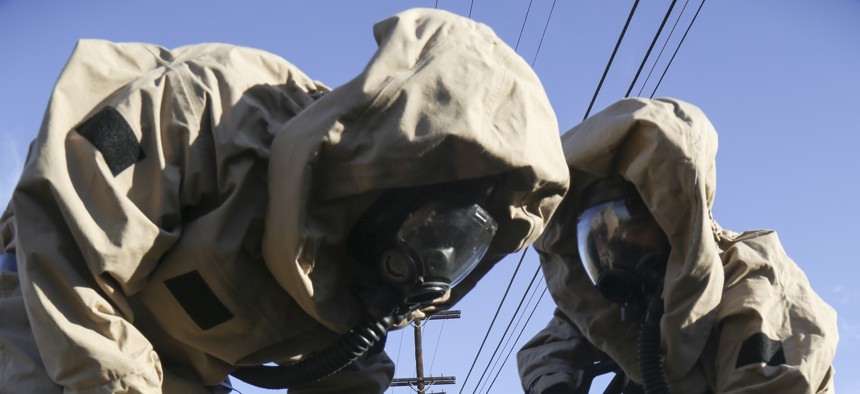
[1,1,858,393]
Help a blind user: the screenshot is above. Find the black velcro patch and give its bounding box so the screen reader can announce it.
[75,106,145,176]
[164,270,233,330]
[736,332,786,368]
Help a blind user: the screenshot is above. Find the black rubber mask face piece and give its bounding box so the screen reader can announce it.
[380,199,498,305]
[348,192,498,309]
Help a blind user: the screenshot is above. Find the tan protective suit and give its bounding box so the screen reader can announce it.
[0,8,569,393]
[517,98,838,393]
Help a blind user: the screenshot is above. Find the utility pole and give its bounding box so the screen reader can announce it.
[414,318,426,392]
[389,310,460,393]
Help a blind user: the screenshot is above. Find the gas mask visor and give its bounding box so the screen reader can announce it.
[385,200,498,305]
[575,183,668,305]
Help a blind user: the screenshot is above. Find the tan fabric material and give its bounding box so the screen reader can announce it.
[263,8,568,330]
[516,308,609,393]
[0,270,62,394]
[519,98,838,393]
[1,8,568,393]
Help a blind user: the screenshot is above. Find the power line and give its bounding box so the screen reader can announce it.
[483,286,548,394]
[393,330,405,393]
[465,1,558,389]
[428,320,446,375]
[480,2,708,392]
[482,3,709,393]
[476,274,545,394]
[514,0,535,51]
[468,2,643,392]
[464,1,707,392]
[458,0,557,383]
[457,250,528,394]
[417,1,702,391]
[624,0,679,98]
[650,0,707,98]
[393,312,461,393]
[416,1,530,370]
[529,0,558,68]
[471,265,542,394]
[472,3,703,392]
[584,0,641,120]
[457,2,554,391]
[637,0,691,97]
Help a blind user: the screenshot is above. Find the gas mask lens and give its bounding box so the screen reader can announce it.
[395,200,498,304]
[576,198,668,304]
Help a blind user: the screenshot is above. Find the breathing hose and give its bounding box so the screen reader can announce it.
[230,314,396,390]
[637,296,669,394]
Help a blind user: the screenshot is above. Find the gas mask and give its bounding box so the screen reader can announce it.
[232,189,497,390]
[575,177,673,393]
[347,183,499,312]
[373,199,498,305]
[575,177,669,319]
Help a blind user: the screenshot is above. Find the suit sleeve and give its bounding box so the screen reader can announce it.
[12,40,325,393]
[517,308,611,393]
[11,41,212,393]
[713,234,838,393]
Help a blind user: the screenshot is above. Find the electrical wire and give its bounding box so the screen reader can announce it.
[472,2,700,391]
[455,2,556,389]
[584,0,641,120]
[391,330,405,393]
[422,3,534,384]
[457,250,528,394]
[428,320,447,375]
[459,3,557,392]
[471,266,542,393]
[380,2,708,393]
[476,273,544,394]
[650,0,707,98]
[483,286,548,394]
[624,0,679,98]
[637,0,691,97]
[397,1,704,391]
[513,0,535,52]
[529,0,557,68]
[466,1,708,392]
[479,3,708,392]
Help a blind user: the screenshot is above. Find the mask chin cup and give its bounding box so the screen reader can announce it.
[596,269,639,304]
[403,281,449,305]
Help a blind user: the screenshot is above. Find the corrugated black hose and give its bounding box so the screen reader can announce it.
[637,296,668,394]
[230,314,395,390]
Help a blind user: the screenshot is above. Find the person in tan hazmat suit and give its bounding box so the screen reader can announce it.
[0,8,571,393]
[516,98,838,393]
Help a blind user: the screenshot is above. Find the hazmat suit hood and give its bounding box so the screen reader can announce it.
[535,98,722,383]
[264,8,569,333]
